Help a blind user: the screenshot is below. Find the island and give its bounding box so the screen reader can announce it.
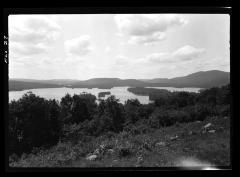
[127,87,173,101]
[98,91,111,98]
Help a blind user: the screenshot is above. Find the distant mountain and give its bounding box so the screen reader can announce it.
[9,80,62,91]
[144,70,230,88]
[10,79,80,85]
[9,70,230,91]
[71,78,147,88]
[140,78,169,83]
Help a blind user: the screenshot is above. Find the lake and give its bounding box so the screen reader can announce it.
[8,87,202,104]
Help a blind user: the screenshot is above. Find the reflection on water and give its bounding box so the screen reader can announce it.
[9,86,202,104]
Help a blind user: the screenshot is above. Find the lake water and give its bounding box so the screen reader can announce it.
[8,87,202,104]
[146,87,203,93]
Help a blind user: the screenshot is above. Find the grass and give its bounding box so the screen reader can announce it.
[9,116,230,168]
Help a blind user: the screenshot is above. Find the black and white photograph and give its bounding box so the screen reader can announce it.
[6,9,231,170]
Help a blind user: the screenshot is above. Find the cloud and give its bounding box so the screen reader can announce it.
[128,32,166,45]
[115,55,129,66]
[145,45,205,63]
[114,14,187,44]
[173,45,205,61]
[9,15,61,57]
[105,46,111,53]
[192,57,230,72]
[111,45,206,79]
[10,42,47,56]
[64,35,93,56]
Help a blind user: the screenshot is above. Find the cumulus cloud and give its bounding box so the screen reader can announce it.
[10,42,47,56]
[64,35,93,56]
[115,55,129,66]
[114,14,187,44]
[192,57,230,72]
[113,45,205,71]
[9,15,61,57]
[128,32,166,45]
[145,45,205,63]
[173,45,205,61]
[105,46,111,53]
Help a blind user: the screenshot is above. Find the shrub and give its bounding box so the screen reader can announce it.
[148,109,175,128]
[194,104,211,121]
[102,96,125,132]
[9,92,61,155]
[117,147,131,157]
[137,104,155,119]
[215,105,230,117]
[9,153,19,163]
[60,93,97,124]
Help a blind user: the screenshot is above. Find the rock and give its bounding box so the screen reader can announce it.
[93,148,100,155]
[118,147,131,157]
[188,131,193,135]
[86,154,97,161]
[137,156,144,163]
[203,123,212,129]
[106,149,114,155]
[107,149,114,154]
[154,163,160,167]
[155,142,166,147]
[183,147,190,152]
[219,127,224,130]
[100,144,106,150]
[201,123,213,134]
[170,135,178,141]
[208,130,216,133]
[136,156,144,167]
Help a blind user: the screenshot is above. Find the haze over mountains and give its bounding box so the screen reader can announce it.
[9,70,230,91]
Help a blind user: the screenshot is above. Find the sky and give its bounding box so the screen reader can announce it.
[9,14,230,80]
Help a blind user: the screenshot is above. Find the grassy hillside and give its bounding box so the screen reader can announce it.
[9,115,230,168]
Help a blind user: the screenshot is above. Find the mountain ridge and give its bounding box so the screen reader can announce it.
[9,70,230,91]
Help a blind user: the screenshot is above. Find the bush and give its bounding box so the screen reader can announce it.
[9,153,19,163]
[101,96,125,132]
[148,109,175,128]
[137,104,155,119]
[60,93,97,124]
[124,120,151,135]
[9,92,61,155]
[168,110,191,123]
[117,147,132,157]
[124,99,140,124]
[194,104,211,121]
[215,105,230,117]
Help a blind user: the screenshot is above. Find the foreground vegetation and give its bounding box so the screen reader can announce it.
[9,116,230,167]
[8,84,231,167]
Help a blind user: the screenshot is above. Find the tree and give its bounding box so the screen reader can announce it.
[124,99,141,124]
[71,93,97,123]
[60,93,73,124]
[46,99,61,142]
[104,96,125,132]
[9,92,61,154]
